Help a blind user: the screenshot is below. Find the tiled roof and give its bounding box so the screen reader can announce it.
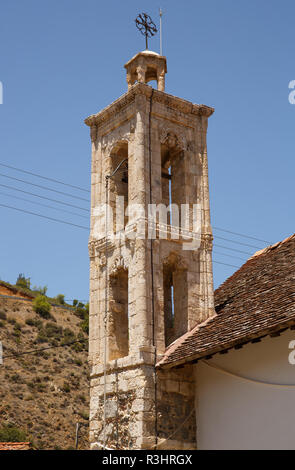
[157,234,295,368]
[0,442,31,450]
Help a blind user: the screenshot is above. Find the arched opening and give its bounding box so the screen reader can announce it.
[145,66,158,89]
[108,267,129,360]
[146,79,158,89]
[109,142,128,233]
[161,135,185,229]
[163,258,188,347]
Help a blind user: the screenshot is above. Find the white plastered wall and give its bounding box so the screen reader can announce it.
[195,329,295,450]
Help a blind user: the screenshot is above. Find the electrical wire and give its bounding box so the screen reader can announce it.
[214,243,252,256]
[0,162,90,193]
[0,172,90,203]
[213,260,240,269]
[213,250,247,261]
[0,203,89,230]
[0,203,253,265]
[0,203,258,270]
[214,235,262,250]
[201,360,295,389]
[0,182,89,212]
[212,226,271,244]
[0,165,274,269]
[0,190,89,219]
[0,184,261,251]
[0,161,273,250]
[0,170,270,252]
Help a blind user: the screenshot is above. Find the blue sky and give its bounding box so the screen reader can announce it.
[0,0,294,301]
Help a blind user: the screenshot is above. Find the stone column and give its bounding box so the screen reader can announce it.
[200,115,215,319]
[157,69,165,92]
[136,65,147,84]
[128,94,152,352]
[126,72,132,90]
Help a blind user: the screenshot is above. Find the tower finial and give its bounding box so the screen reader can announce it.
[135,12,158,50]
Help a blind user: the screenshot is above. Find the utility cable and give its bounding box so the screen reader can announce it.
[214,235,262,250]
[212,226,271,244]
[214,243,252,256]
[0,162,90,193]
[0,190,89,219]
[0,172,90,203]
[213,250,247,261]
[213,260,240,269]
[201,360,295,389]
[0,162,272,247]
[0,182,89,212]
[0,203,89,230]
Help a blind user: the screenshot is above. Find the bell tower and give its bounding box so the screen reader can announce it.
[85,48,214,450]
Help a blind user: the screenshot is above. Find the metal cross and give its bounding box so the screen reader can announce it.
[135,12,158,50]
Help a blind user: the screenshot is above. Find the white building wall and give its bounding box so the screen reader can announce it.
[195,329,295,449]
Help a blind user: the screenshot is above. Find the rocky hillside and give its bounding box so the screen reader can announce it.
[0,291,89,450]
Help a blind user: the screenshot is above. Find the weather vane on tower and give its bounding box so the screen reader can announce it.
[135,12,158,50]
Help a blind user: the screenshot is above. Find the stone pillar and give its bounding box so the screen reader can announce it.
[157,70,165,92]
[136,65,147,84]
[128,95,151,352]
[200,115,215,319]
[126,72,132,90]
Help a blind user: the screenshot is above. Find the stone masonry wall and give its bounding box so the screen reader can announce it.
[156,365,196,450]
[90,352,157,450]
[90,362,196,450]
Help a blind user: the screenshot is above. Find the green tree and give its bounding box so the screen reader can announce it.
[80,316,89,334]
[0,424,28,442]
[80,303,89,334]
[33,295,51,319]
[55,294,65,305]
[32,285,48,296]
[16,273,31,290]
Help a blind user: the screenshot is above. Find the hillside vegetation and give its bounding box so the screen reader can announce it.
[0,286,89,450]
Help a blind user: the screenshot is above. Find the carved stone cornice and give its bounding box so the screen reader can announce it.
[101,121,134,155]
[159,127,187,152]
[88,237,115,259]
[192,104,214,118]
[110,255,128,276]
[98,254,106,269]
[88,240,96,259]
[84,83,214,130]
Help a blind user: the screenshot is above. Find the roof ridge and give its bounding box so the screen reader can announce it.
[251,233,295,259]
[215,233,295,296]
[0,442,30,444]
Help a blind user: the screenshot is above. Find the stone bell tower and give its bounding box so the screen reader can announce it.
[85,50,215,450]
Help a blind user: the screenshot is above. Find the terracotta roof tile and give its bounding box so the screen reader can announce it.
[158,234,295,368]
[0,442,31,450]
